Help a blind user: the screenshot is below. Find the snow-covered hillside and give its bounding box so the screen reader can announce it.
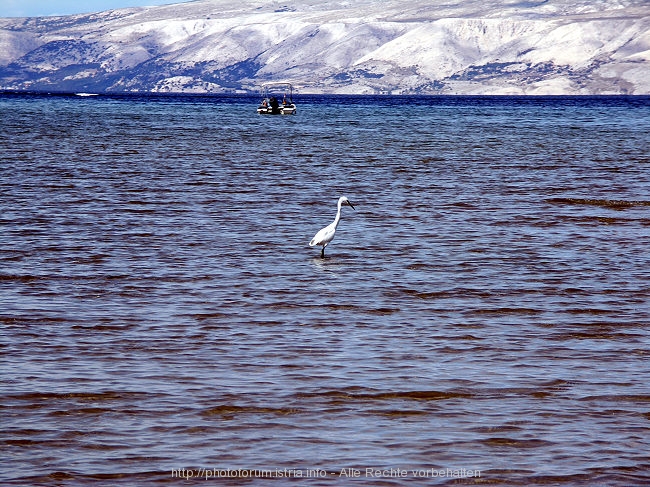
[1,0,649,94]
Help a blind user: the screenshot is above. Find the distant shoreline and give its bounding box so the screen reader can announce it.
[2,89,650,100]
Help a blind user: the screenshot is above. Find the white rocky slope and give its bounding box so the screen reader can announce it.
[0,0,648,94]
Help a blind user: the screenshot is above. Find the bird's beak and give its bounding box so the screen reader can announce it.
[347,201,355,210]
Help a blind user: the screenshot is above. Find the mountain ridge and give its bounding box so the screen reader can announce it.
[1,0,649,94]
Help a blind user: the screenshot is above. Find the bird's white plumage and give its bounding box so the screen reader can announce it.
[309,222,336,247]
[309,196,355,257]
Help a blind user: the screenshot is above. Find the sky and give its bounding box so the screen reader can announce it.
[0,0,187,18]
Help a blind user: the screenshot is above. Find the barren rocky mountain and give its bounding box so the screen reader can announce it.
[1,0,648,94]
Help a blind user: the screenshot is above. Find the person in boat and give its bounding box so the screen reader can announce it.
[269,96,281,114]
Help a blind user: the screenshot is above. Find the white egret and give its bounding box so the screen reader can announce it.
[309,196,355,258]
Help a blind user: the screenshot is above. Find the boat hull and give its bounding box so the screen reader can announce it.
[257,104,296,115]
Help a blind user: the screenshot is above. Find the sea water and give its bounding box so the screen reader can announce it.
[1,93,650,485]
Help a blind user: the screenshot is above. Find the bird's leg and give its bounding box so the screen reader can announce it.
[320,247,325,258]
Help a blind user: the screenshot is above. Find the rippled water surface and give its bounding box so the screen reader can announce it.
[2,93,650,485]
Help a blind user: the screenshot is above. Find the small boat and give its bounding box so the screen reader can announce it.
[257,82,296,115]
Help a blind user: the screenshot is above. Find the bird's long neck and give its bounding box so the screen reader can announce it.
[333,201,343,227]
